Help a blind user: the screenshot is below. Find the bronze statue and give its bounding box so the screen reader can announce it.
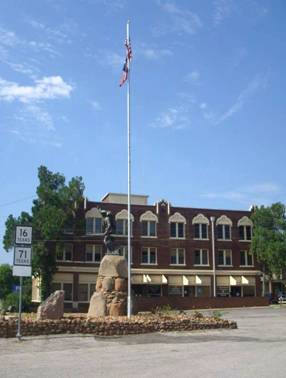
[99,209,119,255]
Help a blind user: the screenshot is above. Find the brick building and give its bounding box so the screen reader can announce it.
[32,193,268,311]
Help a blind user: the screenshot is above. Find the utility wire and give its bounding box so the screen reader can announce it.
[0,196,35,208]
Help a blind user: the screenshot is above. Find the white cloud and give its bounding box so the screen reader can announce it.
[0,26,60,61]
[26,18,75,45]
[200,102,207,109]
[244,183,281,194]
[213,0,234,26]
[185,70,200,83]
[157,1,203,35]
[0,75,73,146]
[0,76,73,103]
[202,181,281,206]
[138,46,173,60]
[82,0,125,10]
[150,106,190,130]
[90,100,101,111]
[8,104,62,147]
[215,75,266,125]
[1,60,39,79]
[24,105,54,130]
[93,50,123,71]
[0,27,19,47]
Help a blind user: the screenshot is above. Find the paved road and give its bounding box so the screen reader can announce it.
[1,307,286,378]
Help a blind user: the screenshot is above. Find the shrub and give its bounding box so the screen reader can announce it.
[192,310,204,319]
[2,293,18,312]
[212,310,224,319]
[152,304,174,315]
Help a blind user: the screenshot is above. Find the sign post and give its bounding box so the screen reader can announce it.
[13,225,32,341]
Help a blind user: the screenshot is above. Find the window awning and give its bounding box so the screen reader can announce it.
[223,275,256,286]
[182,275,211,286]
[168,275,183,286]
[132,274,168,285]
[217,276,230,286]
[230,276,237,286]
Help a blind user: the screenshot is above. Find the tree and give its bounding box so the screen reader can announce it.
[251,203,286,289]
[0,264,16,299]
[3,166,85,300]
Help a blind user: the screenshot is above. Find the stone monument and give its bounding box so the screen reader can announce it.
[37,290,64,320]
[87,209,128,317]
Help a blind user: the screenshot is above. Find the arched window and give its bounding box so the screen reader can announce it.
[216,215,232,240]
[140,211,158,237]
[85,208,103,235]
[169,212,186,239]
[115,209,134,236]
[192,213,209,240]
[237,216,253,241]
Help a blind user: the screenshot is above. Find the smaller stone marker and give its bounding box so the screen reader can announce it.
[37,290,64,320]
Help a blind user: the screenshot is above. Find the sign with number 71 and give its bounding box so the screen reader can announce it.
[14,247,32,266]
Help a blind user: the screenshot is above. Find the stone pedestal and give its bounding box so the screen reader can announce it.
[88,255,128,318]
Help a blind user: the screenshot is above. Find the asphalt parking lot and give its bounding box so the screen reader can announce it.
[0,306,286,378]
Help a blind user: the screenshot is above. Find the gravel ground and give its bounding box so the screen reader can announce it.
[0,306,286,378]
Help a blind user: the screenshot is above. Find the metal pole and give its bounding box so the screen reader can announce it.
[16,276,22,340]
[210,217,216,297]
[127,20,132,318]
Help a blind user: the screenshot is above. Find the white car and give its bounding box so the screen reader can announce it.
[278,294,286,304]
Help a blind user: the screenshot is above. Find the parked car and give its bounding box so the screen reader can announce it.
[277,293,286,304]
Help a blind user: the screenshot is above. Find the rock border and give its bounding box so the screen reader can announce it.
[0,314,237,338]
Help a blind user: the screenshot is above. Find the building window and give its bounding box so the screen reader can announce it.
[239,225,252,241]
[240,250,254,266]
[196,286,210,297]
[218,249,232,266]
[217,286,230,297]
[194,223,208,239]
[85,245,102,263]
[194,249,209,266]
[78,283,96,302]
[168,286,183,296]
[217,224,231,240]
[51,282,73,301]
[132,285,162,297]
[141,247,157,265]
[170,222,185,238]
[216,215,232,240]
[117,245,133,263]
[78,284,88,302]
[116,219,128,235]
[115,209,134,236]
[56,244,73,261]
[141,220,156,237]
[170,248,185,265]
[86,217,103,235]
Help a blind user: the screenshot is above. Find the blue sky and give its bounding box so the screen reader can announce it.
[0,0,285,264]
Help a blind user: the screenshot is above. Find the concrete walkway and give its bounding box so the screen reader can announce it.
[0,306,286,378]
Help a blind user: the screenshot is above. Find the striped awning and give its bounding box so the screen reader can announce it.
[132,274,168,285]
[218,276,256,286]
[168,275,211,286]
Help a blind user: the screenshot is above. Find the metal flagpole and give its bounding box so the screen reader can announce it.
[126,20,132,318]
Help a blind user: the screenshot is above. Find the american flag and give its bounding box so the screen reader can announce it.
[119,39,132,87]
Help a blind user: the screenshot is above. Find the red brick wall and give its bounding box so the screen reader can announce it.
[133,296,269,312]
[77,200,258,271]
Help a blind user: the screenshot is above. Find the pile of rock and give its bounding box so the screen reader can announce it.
[0,314,237,338]
[88,255,128,317]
